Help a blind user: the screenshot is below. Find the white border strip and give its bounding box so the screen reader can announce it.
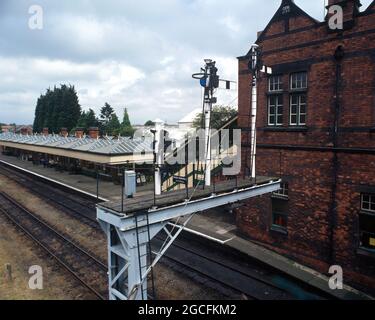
[0,159,109,202]
[168,222,234,245]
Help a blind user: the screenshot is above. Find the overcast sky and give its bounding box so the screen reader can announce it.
[0,0,373,126]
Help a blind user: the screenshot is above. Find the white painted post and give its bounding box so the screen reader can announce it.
[204,104,212,186]
[154,119,164,196]
[249,44,260,180]
[251,75,257,179]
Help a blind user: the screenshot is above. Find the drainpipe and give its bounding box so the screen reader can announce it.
[329,45,344,263]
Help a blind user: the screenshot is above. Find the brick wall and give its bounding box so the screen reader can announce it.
[236,0,375,292]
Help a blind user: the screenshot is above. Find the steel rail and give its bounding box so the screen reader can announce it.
[161,252,260,300]
[0,165,98,226]
[0,164,97,209]
[159,235,289,292]
[0,163,333,300]
[154,236,290,300]
[0,192,107,300]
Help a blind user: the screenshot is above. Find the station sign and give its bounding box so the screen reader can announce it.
[173,176,187,185]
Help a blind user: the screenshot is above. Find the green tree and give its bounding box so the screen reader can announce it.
[32,85,81,133]
[57,85,81,132]
[86,109,98,128]
[77,111,88,129]
[144,120,155,126]
[121,108,131,127]
[119,108,135,137]
[77,108,99,131]
[100,103,114,123]
[120,126,135,137]
[107,113,121,136]
[99,103,115,134]
[33,95,44,132]
[192,106,238,130]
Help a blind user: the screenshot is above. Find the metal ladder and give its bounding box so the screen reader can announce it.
[134,212,156,300]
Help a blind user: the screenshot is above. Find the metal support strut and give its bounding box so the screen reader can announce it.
[97,179,281,300]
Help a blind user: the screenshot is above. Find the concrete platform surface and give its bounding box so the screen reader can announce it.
[0,154,153,201]
[182,211,374,300]
[0,154,372,300]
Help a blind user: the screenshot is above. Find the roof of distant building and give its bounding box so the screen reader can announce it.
[0,132,153,156]
[178,108,201,124]
[15,125,33,132]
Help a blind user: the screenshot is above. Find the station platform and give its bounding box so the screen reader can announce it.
[0,154,372,300]
[181,212,373,300]
[0,154,152,202]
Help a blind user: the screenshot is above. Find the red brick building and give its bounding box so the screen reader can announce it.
[236,0,375,293]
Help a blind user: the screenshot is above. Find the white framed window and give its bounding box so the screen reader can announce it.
[268,95,283,126]
[290,94,307,126]
[269,75,283,92]
[361,194,375,213]
[272,198,288,232]
[273,182,289,198]
[359,213,375,250]
[290,72,307,90]
[359,193,375,250]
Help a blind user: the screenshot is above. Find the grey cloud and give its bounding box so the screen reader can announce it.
[0,0,373,125]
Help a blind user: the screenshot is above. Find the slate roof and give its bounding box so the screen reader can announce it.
[0,133,153,156]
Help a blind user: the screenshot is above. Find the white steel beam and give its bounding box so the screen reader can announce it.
[97,180,281,232]
[97,179,281,301]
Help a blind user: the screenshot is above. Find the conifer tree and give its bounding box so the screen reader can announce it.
[32,85,81,133]
[120,108,135,137]
[107,113,121,136]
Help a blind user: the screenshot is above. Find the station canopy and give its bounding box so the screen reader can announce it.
[0,133,154,165]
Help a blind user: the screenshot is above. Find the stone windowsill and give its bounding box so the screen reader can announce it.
[356,247,375,259]
[271,194,289,201]
[270,225,288,236]
[262,126,308,133]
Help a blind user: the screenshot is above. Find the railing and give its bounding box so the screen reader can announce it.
[161,116,238,192]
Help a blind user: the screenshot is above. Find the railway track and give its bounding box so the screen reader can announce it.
[0,164,99,228]
[154,235,322,300]
[0,191,108,300]
[0,162,332,300]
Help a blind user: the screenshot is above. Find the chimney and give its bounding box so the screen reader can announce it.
[20,127,28,136]
[88,127,99,140]
[327,0,361,28]
[75,128,84,139]
[281,0,295,6]
[60,128,68,138]
[42,128,49,136]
